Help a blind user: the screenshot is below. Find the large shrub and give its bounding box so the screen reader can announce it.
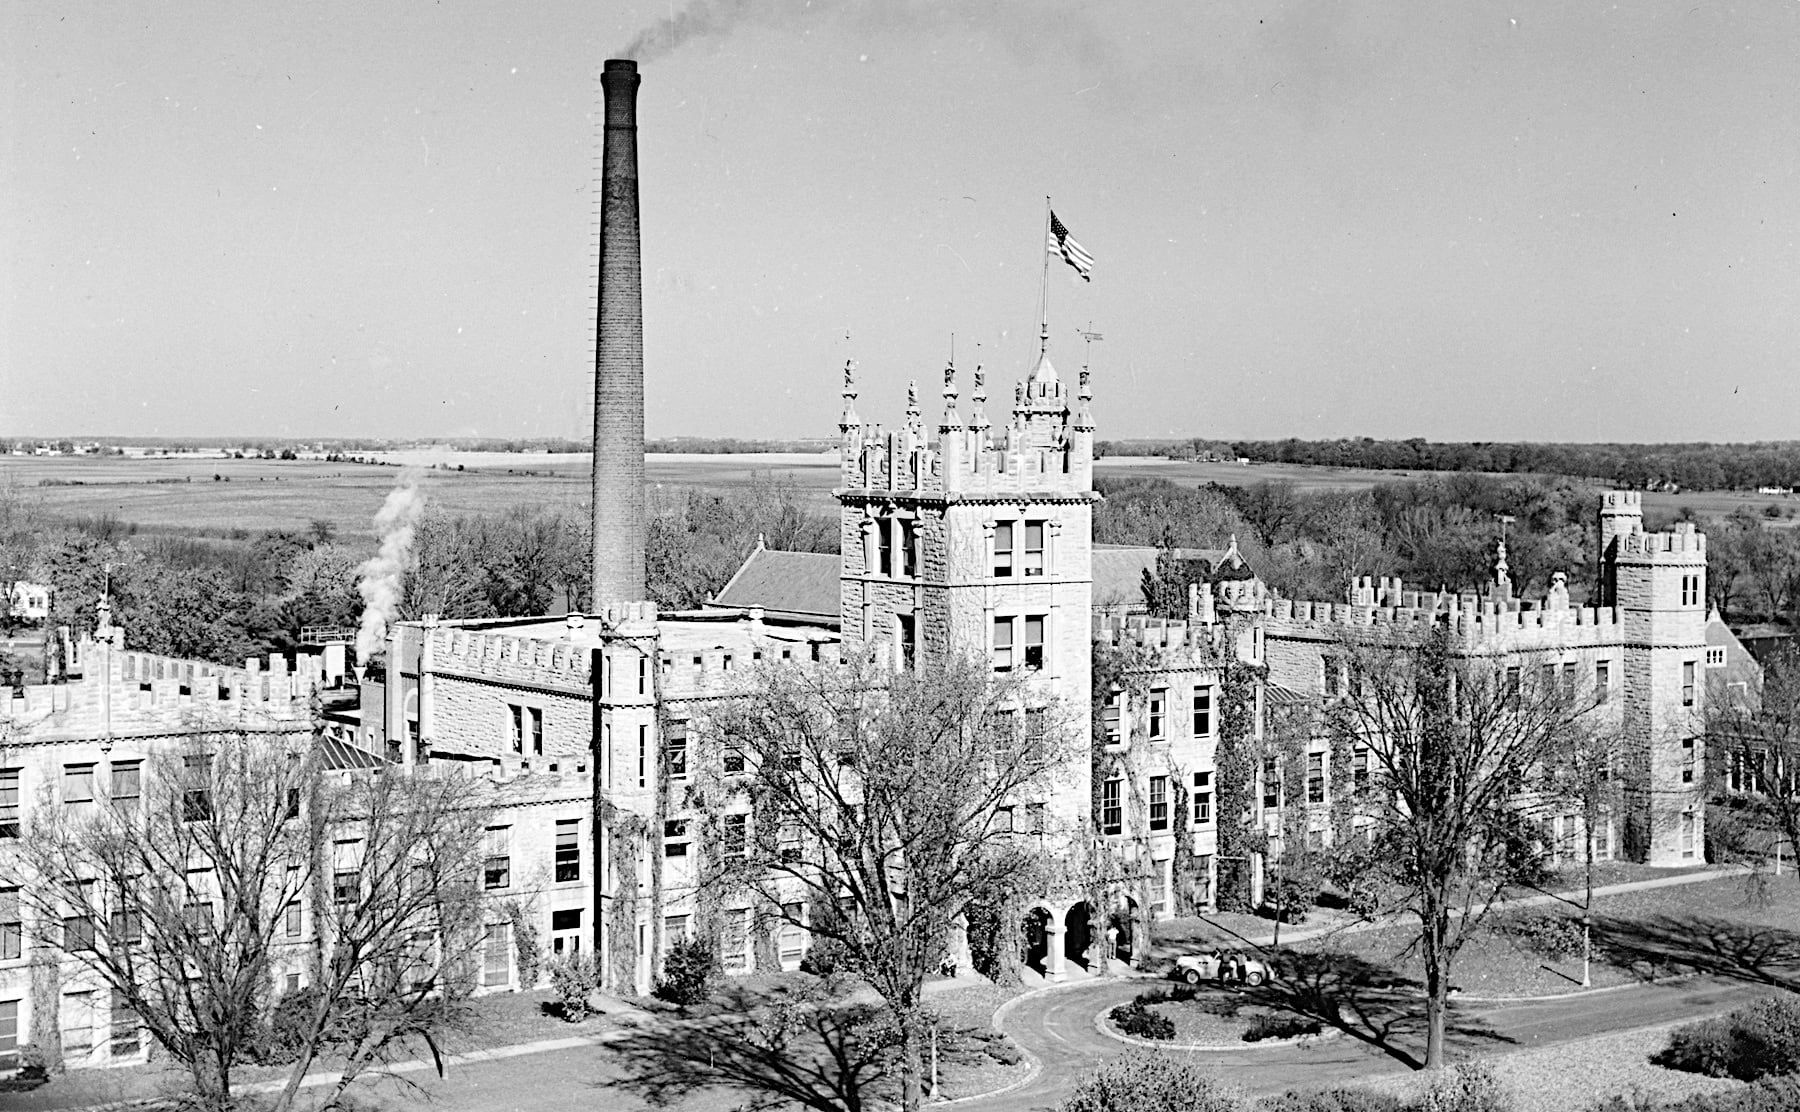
[798,934,854,979]
[1656,995,1800,1081]
[1417,1063,1513,1112]
[1109,1000,1175,1041]
[653,935,718,1006]
[1587,1077,1800,1111]
[1061,1050,1242,1112]
[548,953,602,1022]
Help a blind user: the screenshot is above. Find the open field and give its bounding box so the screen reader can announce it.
[7,452,1796,542]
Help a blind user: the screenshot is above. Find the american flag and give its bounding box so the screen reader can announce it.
[1047,211,1094,281]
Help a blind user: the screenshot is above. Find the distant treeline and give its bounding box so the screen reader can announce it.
[3,436,835,456]
[1096,437,1800,493]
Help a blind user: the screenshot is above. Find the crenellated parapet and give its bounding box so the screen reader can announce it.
[657,640,846,702]
[431,627,594,692]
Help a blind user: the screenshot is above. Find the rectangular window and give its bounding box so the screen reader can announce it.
[723,744,746,775]
[1023,615,1046,670]
[1706,646,1727,667]
[483,827,511,890]
[778,823,801,863]
[1680,810,1697,860]
[1024,708,1047,745]
[555,819,581,882]
[1683,661,1697,708]
[1504,666,1522,707]
[1353,746,1370,790]
[62,990,94,1054]
[1193,687,1213,736]
[993,522,1014,577]
[901,519,919,578]
[0,999,15,1067]
[1191,772,1212,825]
[663,914,691,951]
[1023,521,1045,576]
[778,903,807,966]
[0,768,18,838]
[723,813,748,858]
[663,819,689,857]
[878,517,894,576]
[1262,757,1281,810]
[509,704,523,754]
[109,905,142,945]
[64,763,96,807]
[530,707,544,756]
[182,755,213,822]
[1323,658,1341,698]
[1681,574,1701,607]
[897,613,916,669]
[992,616,1014,672]
[995,805,1015,833]
[1026,801,1046,834]
[1101,690,1122,746]
[1101,778,1123,836]
[666,720,689,780]
[482,923,510,987]
[65,915,96,951]
[1305,752,1326,804]
[637,725,647,788]
[1596,660,1611,702]
[109,991,139,1057]
[285,900,303,939]
[1148,775,1169,832]
[1148,689,1166,741]
[551,908,583,957]
[723,909,751,973]
[0,888,20,960]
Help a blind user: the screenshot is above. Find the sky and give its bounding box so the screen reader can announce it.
[4,1,1798,444]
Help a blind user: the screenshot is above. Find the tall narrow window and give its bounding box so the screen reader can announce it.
[1102,690,1122,746]
[897,614,916,669]
[1148,688,1166,740]
[663,819,690,857]
[992,617,1014,672]
[530,707,544,756]
[182,756,213,822]
[992,522,1014,577]
[0,768,19,838]
[1148,775,1169,832]
[1504,666,1522,707]
[1193,686,1213,737]
[483,827,511,890]
[1101,778,1123,835]
[482,923,511,987]
[666,720,689,780]
[1023,615,1046,670]
[1307,752,1326,804]
[1023,521,1045,576]
[637,654,647,696]
[724,813,748,858]
[878,518,894,577]
[1682,661,1697,708]
[109,991,139,1058]
[0,887,20,960]
[1353,746,1370,791]
[1262,758,1281,810]
[637,725,647,788]
[1191,772,1212,825]
[901,519,918,578]
[1595,660,1611,702]
[723,908,751,973]
[508,705,523,754]
[555,819,580,882]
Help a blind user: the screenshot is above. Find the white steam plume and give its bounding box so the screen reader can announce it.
[355,470,426,660]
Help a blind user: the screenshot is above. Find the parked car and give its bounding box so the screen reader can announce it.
[1173,948,1270,987]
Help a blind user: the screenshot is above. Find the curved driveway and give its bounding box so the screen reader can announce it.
[981,974,1777,1110]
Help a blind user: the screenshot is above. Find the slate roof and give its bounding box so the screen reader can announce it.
[1091,543,1245,610]
[710,545,842,626]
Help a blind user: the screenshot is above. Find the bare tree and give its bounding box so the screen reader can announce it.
[1327,628,1597,1069]
[1707,644,1800,881]
[703,653,1072,1112]
[15,726,491,1111]
[1542,719,1630,986]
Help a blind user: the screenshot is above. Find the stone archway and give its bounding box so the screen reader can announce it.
[1063,902,1092,969]
[1021,908,1052,975]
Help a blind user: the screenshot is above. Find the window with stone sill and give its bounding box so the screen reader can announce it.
[1148,775,1169,832]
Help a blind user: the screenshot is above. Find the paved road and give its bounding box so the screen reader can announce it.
[980,973,1776,1110]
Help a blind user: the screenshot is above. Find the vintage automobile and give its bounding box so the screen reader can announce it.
[1172,949,1271,987]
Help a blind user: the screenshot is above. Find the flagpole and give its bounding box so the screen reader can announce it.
[1041,196,1052,356]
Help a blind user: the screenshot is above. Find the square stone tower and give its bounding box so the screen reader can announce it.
[1600,491,1709,864]
[835,351,1098,831]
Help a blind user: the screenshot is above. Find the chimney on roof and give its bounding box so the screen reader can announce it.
[592,59,647,609]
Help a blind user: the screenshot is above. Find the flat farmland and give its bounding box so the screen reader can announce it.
[1,452,845,541]
[8,452,1792,541]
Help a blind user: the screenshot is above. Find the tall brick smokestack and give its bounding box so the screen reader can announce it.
[592,59,647,608]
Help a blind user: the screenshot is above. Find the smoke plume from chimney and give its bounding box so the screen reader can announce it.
[355,471,425,659]
[592,58,648,608]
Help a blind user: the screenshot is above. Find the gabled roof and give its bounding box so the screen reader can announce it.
[710,544,842,626]
[1091,543,1247,609]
